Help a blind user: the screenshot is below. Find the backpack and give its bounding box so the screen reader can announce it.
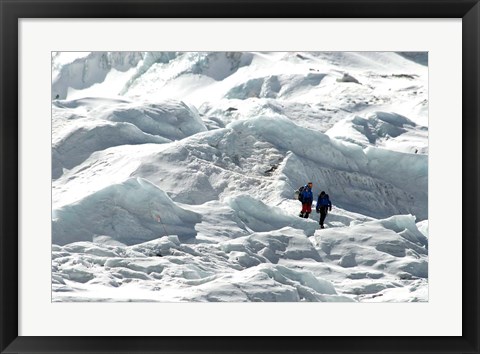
[318,194,330,206]
[295,186,305,202]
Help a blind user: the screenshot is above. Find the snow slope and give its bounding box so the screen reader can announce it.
[52,177,201,245]
[52,51,428,302]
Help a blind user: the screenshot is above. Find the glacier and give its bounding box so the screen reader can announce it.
[52,51,428,302]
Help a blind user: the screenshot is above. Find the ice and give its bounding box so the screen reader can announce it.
[52,121,168,179]
[227,196,319,236]
[52,51,428,302]
[310,215,428,283]
[52,52,143,99]
[98,100,207,139]
[221,227,322,263]
[52,98,207,179]
[52,178,201,245]
[52,212,427,302]
[326,111,427,154]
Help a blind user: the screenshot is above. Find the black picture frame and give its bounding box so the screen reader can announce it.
[1,1,479,353]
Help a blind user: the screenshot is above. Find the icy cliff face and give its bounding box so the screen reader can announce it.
[52,51,428,302]
[52,52,144,99]
[326,111,428,154]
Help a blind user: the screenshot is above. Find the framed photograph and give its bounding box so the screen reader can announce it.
[1,0,478,353]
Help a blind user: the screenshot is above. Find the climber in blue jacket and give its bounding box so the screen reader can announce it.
[316,191,332,229]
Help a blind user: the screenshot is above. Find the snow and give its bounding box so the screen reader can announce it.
[52,51,428,302]
[52,98,206,179]
[326,111,428,154]
[52,178,201,245]
[52,52,143,99]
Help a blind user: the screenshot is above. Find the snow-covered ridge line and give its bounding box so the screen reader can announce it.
[53,112,427,220]
[229,115,427,219]
[52,98,207,179]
